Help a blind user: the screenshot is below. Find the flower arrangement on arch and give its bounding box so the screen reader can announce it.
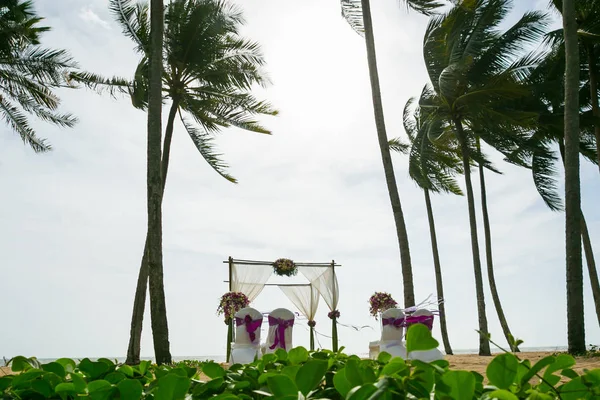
[272,258,297,277]
[369,292,397,319]
[217,291,249,323]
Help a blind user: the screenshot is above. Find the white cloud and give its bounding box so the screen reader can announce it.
[78,8,111,30]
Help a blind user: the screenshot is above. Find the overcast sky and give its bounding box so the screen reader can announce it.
[1,0,599,360]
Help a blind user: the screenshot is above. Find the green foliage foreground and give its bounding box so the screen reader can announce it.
[1,326,599,399]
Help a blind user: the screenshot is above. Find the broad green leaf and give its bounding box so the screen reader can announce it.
[545,354,575,376]
[442,370,475,399]
[55,358,77,373]
[138,360,151,375]
[42,362,66,378]
[359,361,377,384]
[347,384,377,400]
[0,376,13,391]
[266,374,298,397]
[11,369,44,389]
[281,365,300,381]
[520,356,555,385]
[79,358,110,380]
[97,358,115,366]
[31,379,53,397]
[202,362,226,379]
[288,347,309,365]
[155,373,191,400]
[486,353,519,389]
[257,372,278,385]
[561,368,579,379]
[192,377,224,396]
[9,356,34,372]
[559,377,589,400]
[296,360,328,396]
[55,382,77,399]
[105,371,126,384]
[333,369,353,397]
[261,353,277,364]
[345,359,363,387]
[71,372,87,392]
[88,380,115,400]
[582,369,600,386]
[212,394,241,400]
[381,358,408,376]
[488,389,519,400]
[275,348,288,361]
[117,364,135,377]
[377,352,391,364]
[527,389,554,400]
[406,324,439,353]
[118,378,143,400]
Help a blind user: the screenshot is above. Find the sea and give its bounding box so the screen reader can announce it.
[4,346,569,366]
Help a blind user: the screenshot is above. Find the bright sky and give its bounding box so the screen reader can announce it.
[1,0,599,360]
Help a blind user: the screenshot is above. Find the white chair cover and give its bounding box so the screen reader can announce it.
[230,307,263,364]
[265,308,295,353]
[406,309,444,362]
[378,308,407,359]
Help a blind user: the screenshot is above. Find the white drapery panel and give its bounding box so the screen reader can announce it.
[298,266,339,311]
[279,284,319,321]
[231,263,272,302]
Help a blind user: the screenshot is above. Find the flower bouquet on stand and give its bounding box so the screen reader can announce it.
[369,292,398,320]
[217,291,250,362]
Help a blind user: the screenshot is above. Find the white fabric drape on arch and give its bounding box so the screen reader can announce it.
[298,266,338,311]
[278,284,319,322]
[231,263,272,302]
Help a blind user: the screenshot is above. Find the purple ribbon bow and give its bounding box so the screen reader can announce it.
[382,317,405,329]
[405,315,434,330]
[235,314,262,343]
[268,316,294,350]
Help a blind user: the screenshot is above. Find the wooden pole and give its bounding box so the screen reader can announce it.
[226,256,233,362]
[331,259,338,352]
[310,285,315,351]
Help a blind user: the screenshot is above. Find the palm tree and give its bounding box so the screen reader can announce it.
[561,0,586,354]
[0,0,78,152]
[421,0,547,355]
[146,0,170,365]
[339,0,441,309]
[390,92,464,355]
[109,0,277,364]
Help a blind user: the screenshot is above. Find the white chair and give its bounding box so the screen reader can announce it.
[406,309,444,362]
[369,341,380,360]
[265,308,295,353]
[230,307,263,364]
[378,308,407,359]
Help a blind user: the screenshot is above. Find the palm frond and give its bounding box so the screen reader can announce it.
[67,71,131,97]
[532,145,563,211]
[389,137,410,154]
[0,96,51,152]
[340,0,364,37]
[179,112,236,183]
[108,0,149,53]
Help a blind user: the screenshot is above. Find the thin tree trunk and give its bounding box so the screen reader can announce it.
[423,189,453,355]
[147,0,171,365]
[559,142,600,329]
[126,100,180,364]
[581,216,600,327]
[477,158,518,352]
[586,43,600,171]
[453,118,491,356]
[563,0,585,355]
[360,0,414,307]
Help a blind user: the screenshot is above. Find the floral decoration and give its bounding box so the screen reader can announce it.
[369,292,397,319]
[328,310,340,319]
[272,258,297,277]
[217,291,249,323]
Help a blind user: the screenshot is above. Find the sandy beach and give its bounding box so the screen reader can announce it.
[2,352,599,380]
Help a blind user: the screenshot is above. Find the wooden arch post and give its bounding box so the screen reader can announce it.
[331,259,339,352]
[226,256,233,363]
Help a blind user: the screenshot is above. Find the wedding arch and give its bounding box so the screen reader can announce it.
[223,257,341,358]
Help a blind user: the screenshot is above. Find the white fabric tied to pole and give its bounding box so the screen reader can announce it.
[278,284,319,322]
[298,266,338,311]
[231,263,272,302]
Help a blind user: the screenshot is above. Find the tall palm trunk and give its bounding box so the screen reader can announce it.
[146,0,171,364]
[477,157,518,352]
[126,99,180,364]
[360,0,414,307]
[452,118,491,356]
[586,43,600,171]
[423,189,453,355]
[562,0,585,355]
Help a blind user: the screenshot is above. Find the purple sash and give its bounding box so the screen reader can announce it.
[382,317,405,328]
[235,315,262,343]
[268,316,294,350]
[405,315,434,330]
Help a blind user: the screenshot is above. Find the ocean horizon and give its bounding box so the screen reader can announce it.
[3,346,570,365]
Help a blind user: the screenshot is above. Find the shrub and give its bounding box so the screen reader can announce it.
[1,325,599,399]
